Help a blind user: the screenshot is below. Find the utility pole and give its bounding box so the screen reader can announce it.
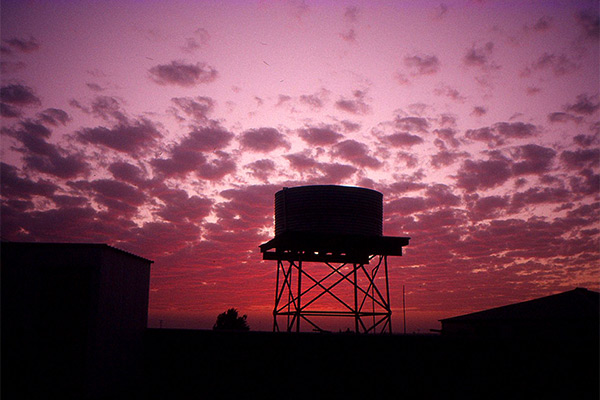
[403,285,406,334]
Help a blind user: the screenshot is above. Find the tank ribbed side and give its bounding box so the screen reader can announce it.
[274,185,383,237]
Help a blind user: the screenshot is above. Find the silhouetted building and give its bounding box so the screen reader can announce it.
[440,288,599,339]
[1,242,153,399]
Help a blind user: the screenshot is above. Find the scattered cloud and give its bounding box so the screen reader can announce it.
[564,93,600,115]
[434,85,466,102]
[171,96,215,121]
[547,112,583,124]
[1,61,26,74]
[244,159,276,181]
[77,119,162,154]
[339,29,357,43]
[395,116,430,133]
[382,132,424,148]
[149,61,218,86]
[331,139,382,169]
[3,36,40,53]
[4,121,88,179]
[533,16,552,32]
[344,6,359,22]
[471,106,487,117]
[575,9,599,41]
[466,122,537,147]
[298,126,343,145]
[1,84,41,106]
[404,54,440,75]
[510,144,556,176]
[335,90,370,115]
[454,156,513,192]
[239,128,290,152]
[464,42,498,70]
[521,52,580,77]
[430,149,468,169]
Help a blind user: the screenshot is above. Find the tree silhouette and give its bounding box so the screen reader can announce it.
[213,308,250,331]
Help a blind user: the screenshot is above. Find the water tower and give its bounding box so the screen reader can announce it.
[260,185,410,333]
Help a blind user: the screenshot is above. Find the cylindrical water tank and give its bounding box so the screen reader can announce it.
[274,185,383,237]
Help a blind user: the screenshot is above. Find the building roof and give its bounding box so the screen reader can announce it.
[1,241,154,263]
[440,288,599,322]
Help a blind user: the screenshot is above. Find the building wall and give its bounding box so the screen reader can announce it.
[87,246,151,397]
[1,243,151,399]
[441,318,600,339]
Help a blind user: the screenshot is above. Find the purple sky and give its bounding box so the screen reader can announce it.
[1,0,598,332]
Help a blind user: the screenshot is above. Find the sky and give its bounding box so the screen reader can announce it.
[1,0,598,333]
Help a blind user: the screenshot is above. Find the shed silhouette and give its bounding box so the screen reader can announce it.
[440,288,599,339]
[1,242,153,399]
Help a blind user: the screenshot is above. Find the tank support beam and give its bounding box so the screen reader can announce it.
[272,255,393,334]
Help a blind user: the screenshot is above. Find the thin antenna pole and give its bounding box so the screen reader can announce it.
[403,285,406,335]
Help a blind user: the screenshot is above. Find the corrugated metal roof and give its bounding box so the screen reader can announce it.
[440,288,599,322]
[1,242,154,263]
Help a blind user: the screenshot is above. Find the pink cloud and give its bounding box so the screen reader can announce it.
[331,139,382,169]
[244,159,276,181]
[468,195,510,221]
[109,161,148,186]
[533,16,553,32]
[284,152,357,183]
[404,54,440,75]
[465,122,538,148]
[339,29,357,43]
[149,61,218,87]
[569,169,599,196]
[0,162,58,199]
[510,187,571,212]
[285,152,318,170]
[196,153,236,180]
[547,112,583,124]
[382,132,424,148]
[521,52,579,77]
[77,119,161,154]
[240,127,290,152]
[335,90,370,115]
[171,96,215,121]
[315,163,357,183]
[387,196,428,215]
[433,128,460,147]
[560,148,600,170]
[510,144,556,176]
[471,106,487,117]
[5,122,88,178]
[36,108,70,126]
[3,36,40,53]
[152,188,212,223]
[397,151,419,168]
[395,116,430,133]
[152,147,206,177]
[217,184,280,229]
[575,9,599,41]
[574,134,599,147]
[464,42,497,70]
[564,93,600,115]
[344,6,359,22]
[1,84,40,106]
[182,127,235,152]
[455,157,512,192]
[298,126,343,145]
